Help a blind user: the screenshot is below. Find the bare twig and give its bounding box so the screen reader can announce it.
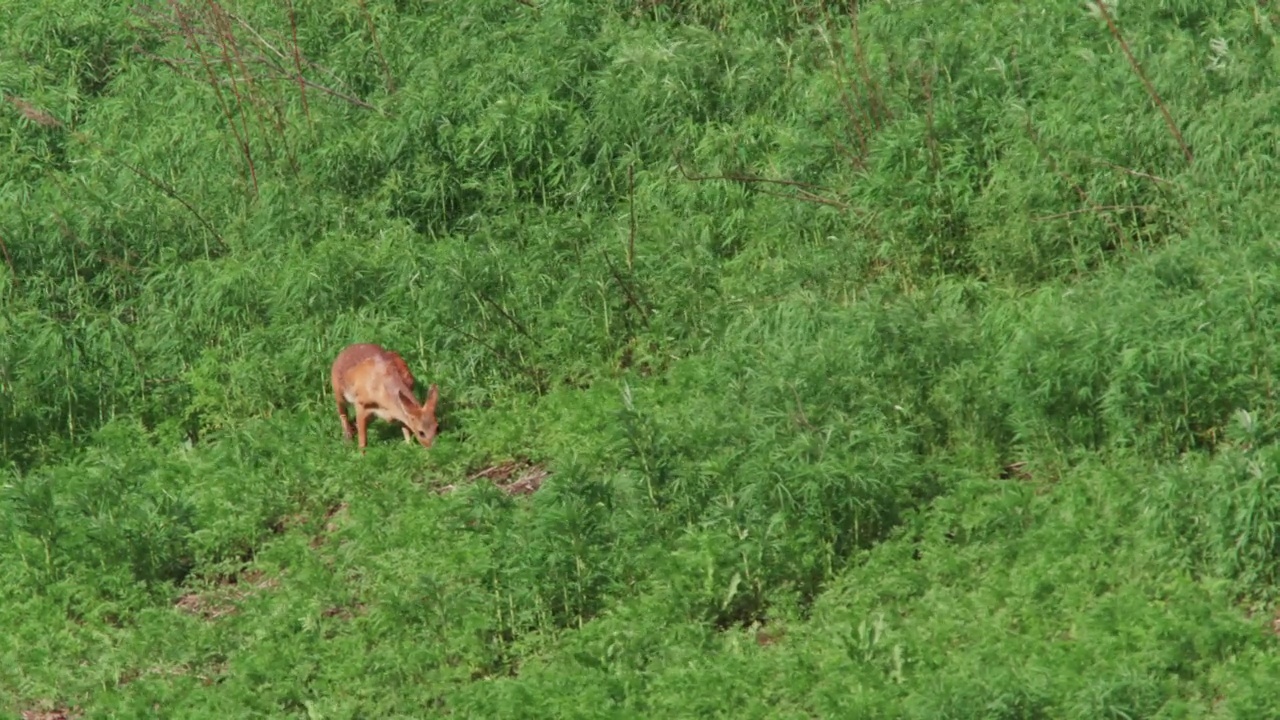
[675,158,821,189]
[0,232,18,291]
[284,0,310,123]
[627,163,636,270]
[228,13,361,99]
[441,320,508,364]
[267,65,377,110]
[1010,48,1129,249]
[237,51,379,110]
[221,10,294,62]
[921,65,940,173]
[137,5,378,112]
[439,319,547,393]
[132,45,202,81]
[847,0,887,126]
[674,153,849,211]
[168,0,258,190]
[1088,158,1172,185]
[817,0,888,168]
[4,95,227,248]
[224,7,329,82]
[356,0,394,93]
[475,291,543,348]
[115,155,228,246]
[600,249,651,329]
[133,43,378,111]
[758,185,851,210]
[1093,1,1193,165]
[790,384,812,430]
[299,78,375,112]
[1032,204,1154,222]
[208,1,271,190]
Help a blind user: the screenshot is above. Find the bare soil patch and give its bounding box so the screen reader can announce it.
[436,458,550,496]
[20,706,82,720]
[175,568,279,621]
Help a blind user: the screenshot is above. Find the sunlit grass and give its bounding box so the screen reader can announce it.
[4,0,1280,716]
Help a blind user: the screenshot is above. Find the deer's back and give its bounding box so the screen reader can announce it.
[332,343,417,392]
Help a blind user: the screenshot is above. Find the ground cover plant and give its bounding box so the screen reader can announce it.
[4,0,1280,716]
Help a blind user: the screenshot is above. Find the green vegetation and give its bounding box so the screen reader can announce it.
[5,0,1280,716]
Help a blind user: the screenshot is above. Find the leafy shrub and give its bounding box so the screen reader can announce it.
[5,0,1280,715]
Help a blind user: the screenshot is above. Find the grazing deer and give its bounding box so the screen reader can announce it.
[330,343,439,451]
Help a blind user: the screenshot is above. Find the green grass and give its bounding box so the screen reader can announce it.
[4,0,1280,716]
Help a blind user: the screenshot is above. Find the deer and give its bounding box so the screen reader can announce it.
[330,343,439,452]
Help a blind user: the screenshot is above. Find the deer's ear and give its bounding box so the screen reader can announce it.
[397,388,416,414]
[425,384,439,412]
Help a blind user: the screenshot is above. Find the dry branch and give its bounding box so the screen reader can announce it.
[132,3,377,111]
[0,232,17,291]
[356,0,395,93]
[1008,50,1129,248]
[283,0,309,122]
[628,163,637,270]
[601,248,651,329]
[4,95,227,248]
[674,153,849,211]
[1092,0,1193,165]
[463,459,550,495]
[1032,204,1154,222]
[475,291,543,348]
[1088,159,1174,186]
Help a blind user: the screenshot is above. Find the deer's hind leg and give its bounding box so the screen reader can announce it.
[356,407,372,453]
[333,384,354,441]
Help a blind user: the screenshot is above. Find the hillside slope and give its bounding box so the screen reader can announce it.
[4,1,1280,716]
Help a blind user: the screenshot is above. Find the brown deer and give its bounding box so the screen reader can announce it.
[330,343,439,451]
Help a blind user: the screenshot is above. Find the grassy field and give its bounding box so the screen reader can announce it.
[5,0,1280,717]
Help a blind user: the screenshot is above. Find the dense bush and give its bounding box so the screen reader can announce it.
[4,0,1280,716]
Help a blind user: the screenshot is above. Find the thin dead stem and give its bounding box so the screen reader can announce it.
[821,9,867,165]
[439,319,548,394]
[817,0,888,170]
[1010,48,1129,249]
[167,0,259,190]
[921,65,940,173]
[600,249,651,330]
[140,45,377,111]
[1093,1,1193,165]
[1088,158,1173,185]
[1032,204,1154,222]
[208,8,376,109]
[284,0,310,123]
[206,1,265,192]
[131,0,380,191]
[356,0,394,94]
[628,164,637,270]
[674,152,850,211]
[0,232,18,291]
[475,291,543,348]
[790,384,813,430]
[4,95,227,248]
[848,1,887,126]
